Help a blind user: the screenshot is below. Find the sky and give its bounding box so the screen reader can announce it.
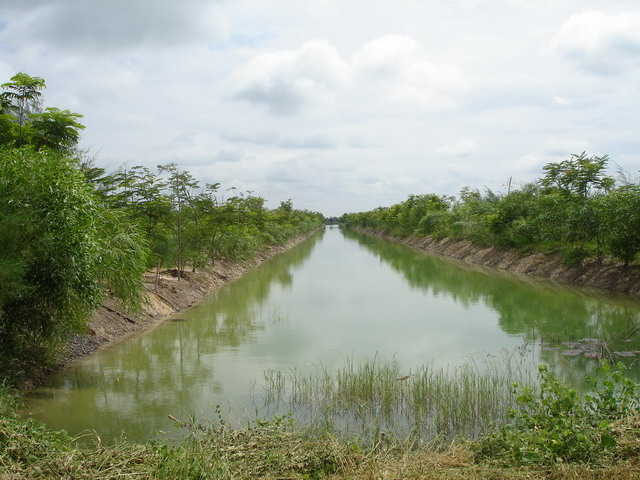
[1,1,639,216]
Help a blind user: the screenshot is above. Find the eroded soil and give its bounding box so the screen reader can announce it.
[360,229,640,296]
[63,234,314,366]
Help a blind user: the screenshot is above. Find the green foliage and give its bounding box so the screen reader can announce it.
[28,107,85,151]
[0,147,148,376]
[540,152,615,199]
[1,381,640,478]
[0,73,46,137]
[1,73,84,152]
[475,363,640,465]
[342,152,638,266]
[0,72,323,378]
[596,185,640,265]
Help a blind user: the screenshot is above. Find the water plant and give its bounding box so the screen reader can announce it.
[260,353,537,444]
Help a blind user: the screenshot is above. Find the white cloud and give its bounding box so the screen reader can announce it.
[228,34,470,116]
[213,149,245,163]
[552,95,571,106]
[353,34,471,109]
[435,140,477,156]
[114,112,156,128]
[228,40,351,115]
[353,35,417,77]
[551,10,640,74]
[222,131,337,149]
[2,1,640,214]
[545,137,590,155]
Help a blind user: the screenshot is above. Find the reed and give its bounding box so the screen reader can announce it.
[261,350,538,443]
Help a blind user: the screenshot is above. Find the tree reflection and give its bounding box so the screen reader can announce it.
[344,230,640,382]
[26,233,322,442]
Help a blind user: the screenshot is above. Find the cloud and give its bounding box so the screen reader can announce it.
[552,95,571,106]
[213,149,245,163]
[114,112,156,128]
[221,131,280,146]
[228,35,470,116]
[0,0,228,53]
[352,34,417,77]
[222,131,337,149]
[550,10,640,74]
[228,40,351,115]
[435,140,477,156]
[278,134,337,149]
[353,35,471,108]
[545,137,590,156]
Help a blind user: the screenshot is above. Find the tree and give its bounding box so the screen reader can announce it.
[29,107,85,151]
[597,186,640,265]
[539,153,615,258]
[540,152,615,199]
[0,73,46,143]
[158,163,200,278]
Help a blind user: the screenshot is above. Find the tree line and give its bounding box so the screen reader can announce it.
[0,73,324,379]
[341,153,640,266]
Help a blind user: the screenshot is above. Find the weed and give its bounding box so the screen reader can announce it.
[474,362,640,466]
[261,354,535,443]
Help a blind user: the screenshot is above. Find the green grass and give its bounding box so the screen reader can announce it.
[261,353,537,443]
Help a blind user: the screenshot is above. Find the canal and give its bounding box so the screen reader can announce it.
[24,227,640,442]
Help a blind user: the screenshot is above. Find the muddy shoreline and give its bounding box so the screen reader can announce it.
[49,233,317,378]
[356,228,640,296]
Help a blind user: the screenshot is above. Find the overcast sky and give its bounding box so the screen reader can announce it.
[1,1,639,215]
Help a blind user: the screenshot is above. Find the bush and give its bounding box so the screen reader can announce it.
[0,147,148,378]
[474,363,640,465]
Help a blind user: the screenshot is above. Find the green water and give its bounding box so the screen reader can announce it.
[24,227,640,442]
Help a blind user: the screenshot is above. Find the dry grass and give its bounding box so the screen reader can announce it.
[2,428,640,480]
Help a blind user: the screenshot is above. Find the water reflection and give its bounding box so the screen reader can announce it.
[343,229,640,383]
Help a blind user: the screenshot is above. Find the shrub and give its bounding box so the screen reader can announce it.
[474,363,640,465]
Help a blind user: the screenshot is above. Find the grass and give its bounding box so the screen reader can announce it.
[261,352,537,443]
[3,360,640,479]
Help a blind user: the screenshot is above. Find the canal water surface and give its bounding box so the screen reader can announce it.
[25,227,640,442]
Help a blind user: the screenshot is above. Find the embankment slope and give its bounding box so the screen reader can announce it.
[358,229,640,296]
[64,234,315,365]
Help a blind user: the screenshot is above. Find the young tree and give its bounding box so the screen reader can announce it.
[0,73,46,143]
[540,152,615,199]
[158,163,199,278]
[29,107,85,151]
[598,186,640,265]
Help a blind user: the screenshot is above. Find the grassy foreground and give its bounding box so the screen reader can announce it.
[2,362,640,479]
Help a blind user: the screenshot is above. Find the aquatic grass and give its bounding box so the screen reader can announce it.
[261,350,539,444]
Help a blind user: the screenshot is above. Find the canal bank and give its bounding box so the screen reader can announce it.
[57,232,320,374]
[356,228,640,296]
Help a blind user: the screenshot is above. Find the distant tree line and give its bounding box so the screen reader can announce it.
[341,153,640,266]
[0,73,324,379]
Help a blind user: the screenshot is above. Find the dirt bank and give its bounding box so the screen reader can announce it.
[63,233,317,365]
[358,229,640,296]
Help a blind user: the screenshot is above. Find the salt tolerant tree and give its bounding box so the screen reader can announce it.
[539,153,616,260]
[28,107,85,152]
[596,185,640,265]
[158,163,200,278]
[0,72,46,144]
